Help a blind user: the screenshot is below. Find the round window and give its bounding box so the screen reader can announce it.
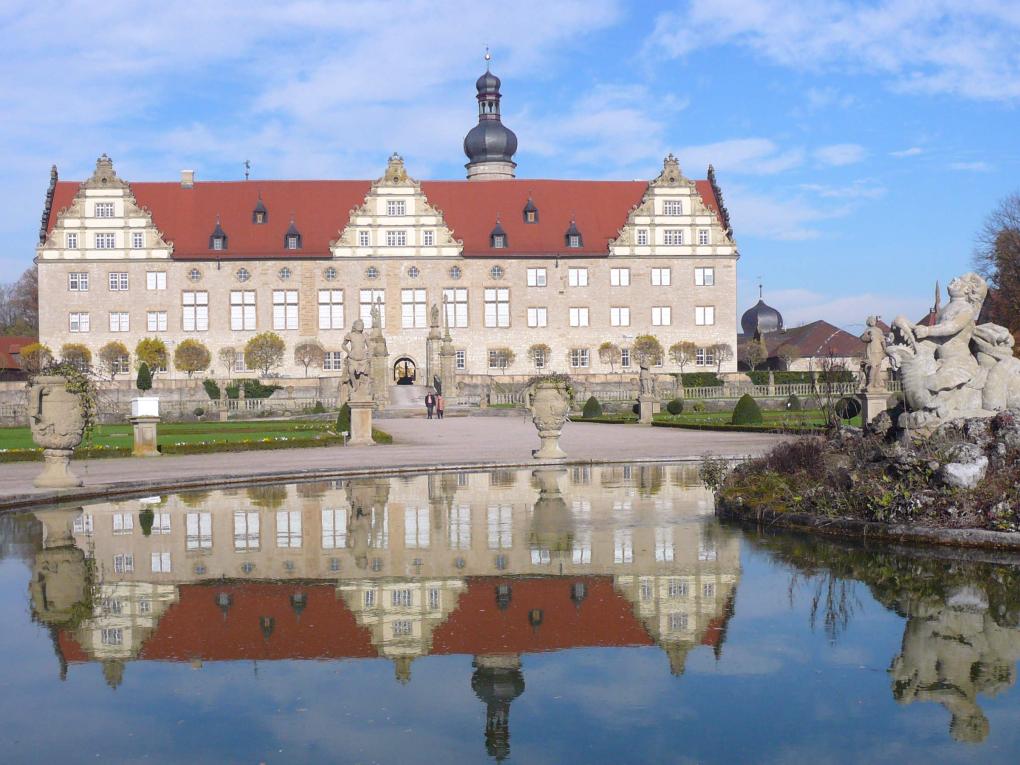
[449,266,462,280]
[366,266,379,280]
[323,267,337,281]
[236,268,251,282]
[407,266,420,278]
[188,268,202,282]
[278,267,292,280]
[490,265,504,280]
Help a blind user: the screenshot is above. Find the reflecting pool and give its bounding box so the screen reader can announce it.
[2,464,1020,763]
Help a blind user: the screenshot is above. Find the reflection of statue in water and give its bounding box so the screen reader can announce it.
[889,585,1020,743]
[859,315,887,391]
[887,272,1020,429]
[341,319,371,400]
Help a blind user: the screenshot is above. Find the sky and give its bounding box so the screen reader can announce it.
[1,0,1018,332]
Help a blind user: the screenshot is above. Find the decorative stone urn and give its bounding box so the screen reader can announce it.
[529,468,573,552]
[529,380,571,460]
[27,375,86,488]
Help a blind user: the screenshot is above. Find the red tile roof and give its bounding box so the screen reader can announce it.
[46,178,722,260]
[0,336,35,370]
[760,320,864,359]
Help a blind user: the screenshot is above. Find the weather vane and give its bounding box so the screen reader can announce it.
[244,159,251,181]
[757,276,763,299]
[484,46,491,70]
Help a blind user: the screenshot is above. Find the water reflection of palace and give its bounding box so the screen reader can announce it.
[26,465,738,761]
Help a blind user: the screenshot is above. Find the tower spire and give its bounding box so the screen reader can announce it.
[934,280,941,313]
[463,53,518,181]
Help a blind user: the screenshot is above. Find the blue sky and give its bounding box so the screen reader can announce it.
[2,0,1018,329]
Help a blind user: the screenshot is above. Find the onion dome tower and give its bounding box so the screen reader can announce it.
[740,283,784,339]
[471,655,525,762]
[464,51,518,181]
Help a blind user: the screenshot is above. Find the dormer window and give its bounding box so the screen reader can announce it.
[209,218,228,251]
[565,219,583,248]
[522,196,539,224]
[284,219,302,250]
[252,195,268,224]
[490,220,507,249]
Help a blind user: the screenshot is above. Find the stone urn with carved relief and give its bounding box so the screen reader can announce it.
[27,375,86,488]
[529,379,571,461]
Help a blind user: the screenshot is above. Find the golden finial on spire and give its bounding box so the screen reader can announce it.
[484,46,491,70]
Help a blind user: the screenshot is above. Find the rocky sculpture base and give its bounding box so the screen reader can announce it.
[34,449,83,489]
[858,390,891,425]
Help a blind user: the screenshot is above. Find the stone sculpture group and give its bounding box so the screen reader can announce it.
[883,272,1020,431]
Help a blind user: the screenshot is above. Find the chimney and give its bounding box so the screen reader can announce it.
[180,170,195,188]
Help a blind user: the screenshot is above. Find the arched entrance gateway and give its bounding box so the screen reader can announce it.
[393,357,417,385]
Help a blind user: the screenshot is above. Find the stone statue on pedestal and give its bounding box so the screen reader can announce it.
[860,315,888,392]
[341,319,372,402]
[887,272,1020,431]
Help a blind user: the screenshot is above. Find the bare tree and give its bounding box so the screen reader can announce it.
[777,344,802,371]
[669,341,697,392]
[598,341,622,372]
[741,339,764,371]
[294,340,325,376]
[974,191,1020,348]
[99,341,130,379]
[710,343,733,375]
[218,346,236,377]
[0,268,38,335]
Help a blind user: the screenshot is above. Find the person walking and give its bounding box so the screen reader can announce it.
[424,389,436,420]
[436,393,445,419]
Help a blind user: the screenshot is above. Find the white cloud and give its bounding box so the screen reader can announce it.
[890,147,923,157]
[814,143,867,166]
[677,139,804,176]
[762,287,932,328]
[949,160,992,172]
[725,186,832,241]
[799,180,887,200]
[647,0,1020,102]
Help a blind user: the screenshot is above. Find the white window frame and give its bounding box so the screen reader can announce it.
[112,513,134,535]
[651,268,672,287]
[610,306,630,327]
[455,350,466,370]
[663,229,684,246]
[109,312,129,332]
[386,199,406,216]
[570,348,590,368]
[492,234,506,249]
[695,306,715,326]
[182,291,209,332]
[358,230,370,247]
[652,306,672,326]
[698,229,710,246]
[487,505,513,549]
[569,307,589,327]
[567,267,588,287]
[95,232,116,249]
[321,508,347,549]
[527,268,547,287]
[147,311,168,332]
[621,348,631,367]
[132,231,144,249]
[150,552,172,573]
[146,271,167,291]
[695,267,715,287]
[272,290,299,331]
[186,512,212,550]
[108,272,128,291]
[401,288,427,329]
[663,199,683,215]
[230,291,256,331]
[484,288,510,328]
[422,230,435,246]
[69,272,89,291]
[404,507,429,549]
[636,229,649,246]
[318,290,344,330]
[527,307,547,328]
[323,351,343,371]
[385,230,408,247]
[66,232,78,249]
[234,511,260,551]
[533,346,547,368]
[95,202,115,218]
[443,288,468,328]
[69,312,90,332]
[276,510,302,548]
[610,268,630,287]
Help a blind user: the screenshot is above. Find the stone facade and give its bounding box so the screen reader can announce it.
[37,151,738,382]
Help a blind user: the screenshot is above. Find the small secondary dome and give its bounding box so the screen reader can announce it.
[741,298,784,336]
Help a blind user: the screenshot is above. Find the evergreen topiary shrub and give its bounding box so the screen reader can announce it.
[136,362,152,392]
[692,401,705,413]
[582,396,603,419]
[731,394,763,425]
[139,508,154,537]
[786,394,801,411]
[336,403,351,433]
[666,398,684,415]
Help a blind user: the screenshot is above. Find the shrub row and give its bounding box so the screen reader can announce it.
[745,370,856,385]
[203,378,283,400]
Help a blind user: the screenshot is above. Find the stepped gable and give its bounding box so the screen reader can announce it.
[47,176,724,260]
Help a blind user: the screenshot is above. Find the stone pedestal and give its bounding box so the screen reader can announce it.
[859,390,890,424]
[348,398,374,446]
[638,395,655,425]
[130,415,161,457]
[34,449,82,489]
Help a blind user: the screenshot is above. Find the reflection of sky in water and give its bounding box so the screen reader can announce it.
[2,468,1020,764]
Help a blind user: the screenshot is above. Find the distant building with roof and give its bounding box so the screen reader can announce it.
[34,61,739,383]
[0,336,36,381]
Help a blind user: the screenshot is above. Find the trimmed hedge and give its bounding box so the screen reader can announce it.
[678,372,722,387]
[581,396,603,418]
[666,398,684,415]
[731,394,764,425]
[572,414,638,424]
[224,380,283,399]
[652,420,820,435]
[746,370,856,385]
[203,379,220,400]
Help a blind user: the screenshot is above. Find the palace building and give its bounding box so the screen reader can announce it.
[35,65,739,382]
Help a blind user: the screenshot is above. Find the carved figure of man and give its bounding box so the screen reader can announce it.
[859,315,888,390]
[639,364,655,397]
[341,319,371,397]
[430,303,441,329]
